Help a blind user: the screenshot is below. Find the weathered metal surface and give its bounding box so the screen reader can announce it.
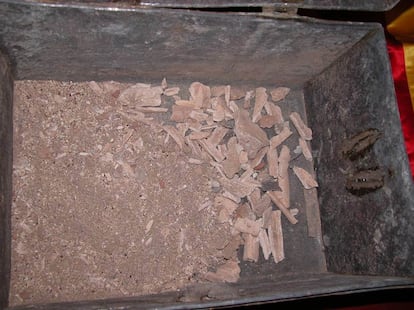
[0,52,13,310]
[19,0,400,12]
[6,274,414,309]
[304,29,414,277]
[139,0,399,11]
[0,1,373,86]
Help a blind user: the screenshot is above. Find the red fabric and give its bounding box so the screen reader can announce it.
[387,38,414,178]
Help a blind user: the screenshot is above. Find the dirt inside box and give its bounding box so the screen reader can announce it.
[10,79,320,305]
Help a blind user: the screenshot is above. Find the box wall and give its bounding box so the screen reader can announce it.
[304,29,414,276]
[0,51,13,310]
[6,274,414,309]
[0,1,373,87]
